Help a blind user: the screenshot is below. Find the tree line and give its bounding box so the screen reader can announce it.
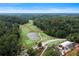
[33,16,79,42]
[0,15,28,56]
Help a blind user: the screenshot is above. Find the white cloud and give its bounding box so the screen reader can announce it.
[0,8,79,13]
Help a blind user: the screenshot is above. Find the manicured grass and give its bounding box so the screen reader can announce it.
[43,47,54,56]
[43,46,61,56]
[48,40,65,46]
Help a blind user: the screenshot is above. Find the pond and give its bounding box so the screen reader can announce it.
[27,32,39,40]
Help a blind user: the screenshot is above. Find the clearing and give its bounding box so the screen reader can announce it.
[19,20,65,49]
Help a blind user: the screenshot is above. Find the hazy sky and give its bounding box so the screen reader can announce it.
[0,3,79,13]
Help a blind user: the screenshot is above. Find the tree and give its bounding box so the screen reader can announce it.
[55,30,67,38]
[66,33,79,43]
[38,42,42,47]
[27,48,37,56]
[34,16,79,38]
[0,19,20,56]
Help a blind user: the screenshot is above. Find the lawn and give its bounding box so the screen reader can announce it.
[48,40,65,46]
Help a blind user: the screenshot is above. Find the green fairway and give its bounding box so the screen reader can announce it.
[19,20,54,48]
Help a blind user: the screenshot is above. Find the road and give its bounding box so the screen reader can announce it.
[40,39,66,56]
[40,46,48,56]
[42,39,65,46]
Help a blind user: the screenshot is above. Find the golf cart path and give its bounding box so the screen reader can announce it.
[42,39,66,46]
[40,39,66,56]
[40,45,48,56]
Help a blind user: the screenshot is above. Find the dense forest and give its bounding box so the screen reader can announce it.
[0,14,79,56]
[33,16,79,38]
[0,15,28,56]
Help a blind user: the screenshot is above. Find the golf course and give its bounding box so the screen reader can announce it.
[19,20,65,49]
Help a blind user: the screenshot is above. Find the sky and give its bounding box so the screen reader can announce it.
[0,3,79,13]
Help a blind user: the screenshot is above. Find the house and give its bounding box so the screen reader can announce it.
[57,41,74,56]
